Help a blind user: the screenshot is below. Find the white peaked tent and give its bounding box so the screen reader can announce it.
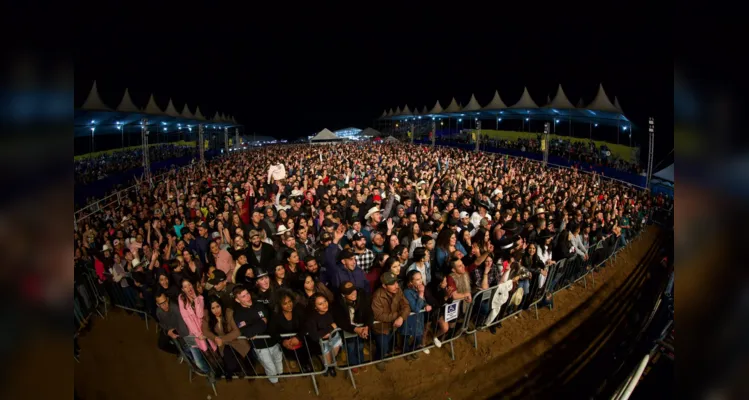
[144,94,164,115]
[547,84,575,109]
[194,106,206,120]
[461,94,482,112]
[116,88,139,113]
[164,98,180,117]
[181,104,194,119]
[231,116,237,125]
[576,98,585,108]
[421,105,428,114]
[381,110,387,118]
[429,100,444,114]
[212,111,221,122]
[395,106,402,115]
[81,80,112,111]
[586,84,619,113]
[387,108,394,117]
[383,136,399,143]
[220,112,227,122]
[443,97,462,113]
[510,87,539,108]
[359,127,381,137]
[653,164,674,182]
[402,105,413,116]
[482,90,508,110]
[413,107,420,116]
[310,128,342,143]
[614,96,625,114]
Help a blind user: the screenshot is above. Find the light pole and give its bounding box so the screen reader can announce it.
[90,127,95,153]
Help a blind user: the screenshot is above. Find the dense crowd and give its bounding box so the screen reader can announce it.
[75,144,195,185]
[74,142,669,383]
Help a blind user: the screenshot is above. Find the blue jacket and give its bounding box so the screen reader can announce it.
[402,288,426,336]
[436,242,467,272]
[329,262,371,296]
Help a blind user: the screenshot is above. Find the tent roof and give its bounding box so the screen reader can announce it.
[461,94,482,112]
[311,128,341,141]
[231,115,237,124]
[443,97,462,113]
[194,106,206,120]
[547,84,575,109]
[180,104,194,119]
[586,84,619,113]
[383,136,399,142]
[510,87,539,109]
[144,94,164,115]
[614,96,625,114]
[387,108,394,117]
[653,163,674,182]
[164,98,180,117]
[482,90,508,110]
[576,98,585,108]
[359,127,381,137]
[421,105,428,114]
[401,105,412,116]
[81,81,112,111]
[115,88,139,113]
[381,110,387,118]
[395,106,402,115]
[428,100,444,115]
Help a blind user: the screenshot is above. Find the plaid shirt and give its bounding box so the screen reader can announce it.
[354,248,375,273]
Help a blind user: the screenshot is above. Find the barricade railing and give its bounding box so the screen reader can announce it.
[462,228,646,348]
[100,272,151,330]
[74,270,107,334]
[174,329,342,396]
[334,299,467,390]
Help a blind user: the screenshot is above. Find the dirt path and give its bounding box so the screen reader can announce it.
[75,228,658,400]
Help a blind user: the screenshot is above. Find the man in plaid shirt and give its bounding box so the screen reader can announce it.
[351,232,375,273]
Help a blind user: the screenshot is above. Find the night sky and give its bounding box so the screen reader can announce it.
[75,8,671,163]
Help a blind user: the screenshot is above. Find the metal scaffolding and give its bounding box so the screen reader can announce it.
[475,120,481,152]
[140,118,152,187]
[542,122,550,167]
[198,124,205,164]
[224,127,229,154]
[646,117,655,189]
[431,120,436,147]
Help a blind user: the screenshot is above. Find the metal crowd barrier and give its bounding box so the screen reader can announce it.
[74,270,107,334]
[174,329,342,396]
[100,271,152,329]
[333,299,467,389]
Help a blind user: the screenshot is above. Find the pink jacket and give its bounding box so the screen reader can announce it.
[215,249,235,283]
[178,295,217,352]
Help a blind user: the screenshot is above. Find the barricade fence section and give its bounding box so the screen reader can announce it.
[100,272,152,329]
[173,330,343,396]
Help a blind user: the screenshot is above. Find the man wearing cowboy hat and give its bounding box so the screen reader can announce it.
[360,206,382,247]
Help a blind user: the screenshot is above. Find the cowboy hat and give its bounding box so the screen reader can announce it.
[509,287,524,307]
[275,225,291,235]
[364,206,381,220]
[534,207,546,216]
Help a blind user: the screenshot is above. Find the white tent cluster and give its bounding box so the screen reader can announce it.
[379,83,627,125]
[79,80,238,125]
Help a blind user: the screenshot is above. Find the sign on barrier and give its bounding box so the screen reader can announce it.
[445,302,459,322]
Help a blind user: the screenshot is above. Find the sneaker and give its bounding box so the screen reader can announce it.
[423,348,430,355]
[489,326,497,334]
[433,338,443,348]
[375,363,386,372]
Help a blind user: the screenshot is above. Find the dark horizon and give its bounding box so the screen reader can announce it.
[74,12,671,164]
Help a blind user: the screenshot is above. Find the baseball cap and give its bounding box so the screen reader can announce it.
[248,230,261,238]
[254,267,269,278]
[339,281,357,295]
[459,211,469,219]
[320,232,333,242]
[352,232,365,242]
[211,231,221,240]
[208,270,227,285]
[380,271,398,285]
[373,195,382,202]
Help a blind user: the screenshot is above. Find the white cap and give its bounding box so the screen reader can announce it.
[459,211,469,219]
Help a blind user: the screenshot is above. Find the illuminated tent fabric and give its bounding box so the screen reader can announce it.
[359,127,381,137]
[194,106,206,120]
[310,128,342,142]
[576,98,585,108]
[383,136,399,142]
[115,88,139,113]
[461,94,482,112]
[443,97,462,113]
[510,87,539,108]
[481,90,508,110]
[230,115,237,125]
[144,94,164,115]
[653,164,674,182]
[381,110,387,118]
[81,81,112,111]
[428,100,444,115]
[401,105,412,116]
[547,84,575,109]
[164,98,180,117]
[212,111,221,122]
[421,105,428,114]
[586,84,619,113]
[395,106,402,115]
[614,96,625,114]
[413,107,420,116]
[387,108,394,117]
[180,103,194,119]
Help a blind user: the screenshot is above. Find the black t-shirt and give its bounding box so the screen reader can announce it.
[233,302,276,348]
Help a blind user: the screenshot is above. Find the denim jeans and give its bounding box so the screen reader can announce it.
[402,334,423,353]
[373,331,394,360]
[345,336,365,366]
[186,345,210,374]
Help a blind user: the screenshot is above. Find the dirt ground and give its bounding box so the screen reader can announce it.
[75,227,658,400]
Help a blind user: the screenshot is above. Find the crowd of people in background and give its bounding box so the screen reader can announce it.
[75,144,195,185]
[74,142,669,383]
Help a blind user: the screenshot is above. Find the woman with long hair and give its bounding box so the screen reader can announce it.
[399,222,420,250]
[155,271,180,303]
[283,249,306,289]
[268,289,313,373]
[181,249,205,287]
[458,229,472,253]
[383,257,405,289]
[402,270,430,359]
[304,293,342,377]
[296,272,333,310]
[177,279,216,371]
[202,296,251,380]
[435,230,466,274]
